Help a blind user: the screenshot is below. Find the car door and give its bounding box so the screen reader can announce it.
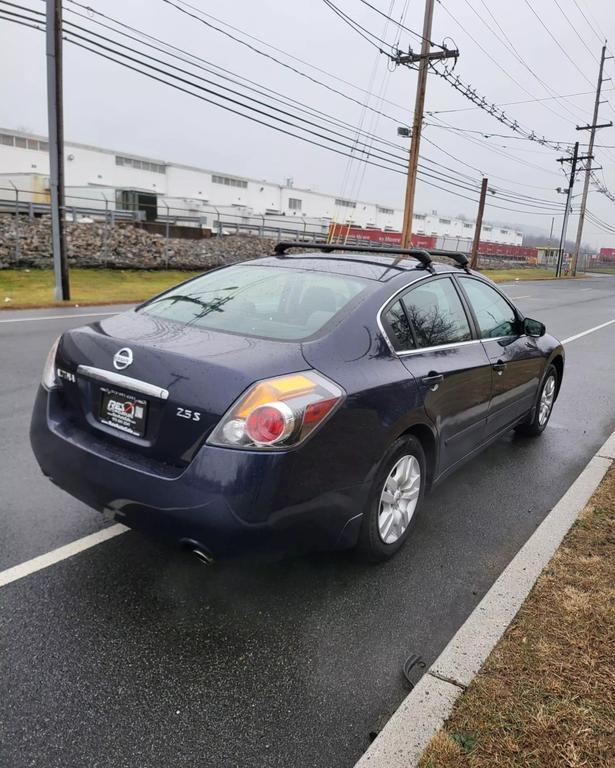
[455,276,545,435]
[381,275,493,474]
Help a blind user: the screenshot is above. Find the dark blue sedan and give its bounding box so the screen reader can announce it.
[30,243,564,562]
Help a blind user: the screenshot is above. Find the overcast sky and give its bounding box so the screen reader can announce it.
[1,0,615,246]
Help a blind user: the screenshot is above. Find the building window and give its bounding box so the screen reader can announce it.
[335,198,356,209]
[500,229,509,235]
[377,206,394,215]
[414,213,426,220]
[483,225,492,231]
[1,133,50,151]
[212,174,248,188]
[116,155,165,173]
[288,197,302,211]
[464,223,472,229]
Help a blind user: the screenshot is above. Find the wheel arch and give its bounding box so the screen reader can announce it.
[398,421,438,488]
[549,352,564,399]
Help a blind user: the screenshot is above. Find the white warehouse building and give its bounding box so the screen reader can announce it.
[0,127,523,245]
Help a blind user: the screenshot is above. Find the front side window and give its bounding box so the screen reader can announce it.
[140,265,367,341]
[459,278,518,339]
[401,278,471,348]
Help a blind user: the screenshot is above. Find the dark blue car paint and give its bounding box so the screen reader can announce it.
[30,257,564,558]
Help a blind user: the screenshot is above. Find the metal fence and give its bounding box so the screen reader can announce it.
[0,184,597,272]
[0,185,335,267]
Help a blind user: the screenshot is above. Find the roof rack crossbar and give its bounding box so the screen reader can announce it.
[273,240,471,273]
[273,241,434,270]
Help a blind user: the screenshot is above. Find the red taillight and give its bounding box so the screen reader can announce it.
[303,398,338,425]
[245,403,294,445]
[208,370,345,450]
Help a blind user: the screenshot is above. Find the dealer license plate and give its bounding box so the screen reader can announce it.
[99,388,148,437]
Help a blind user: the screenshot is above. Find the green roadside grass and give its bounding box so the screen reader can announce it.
[0,266,577,309]
[0,269,202,309]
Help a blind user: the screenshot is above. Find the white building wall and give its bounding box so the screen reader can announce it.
[0,128,523,245]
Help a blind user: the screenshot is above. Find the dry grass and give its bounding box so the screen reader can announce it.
[419,466,615,768]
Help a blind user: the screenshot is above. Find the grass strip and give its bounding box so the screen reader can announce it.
[0,266,579,309]
[419,466,615,768]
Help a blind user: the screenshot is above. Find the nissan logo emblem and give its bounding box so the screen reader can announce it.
[113,347,133,371]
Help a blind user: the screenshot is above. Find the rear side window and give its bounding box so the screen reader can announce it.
[459,278,518,338]
[139,264,368,341]
[383,301,416,351]
[401,277,472,348]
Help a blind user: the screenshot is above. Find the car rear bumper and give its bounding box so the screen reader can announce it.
[30,387,366,559]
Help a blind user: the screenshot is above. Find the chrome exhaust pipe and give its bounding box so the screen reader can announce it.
[192,547,214,566]
[180,538,215,566]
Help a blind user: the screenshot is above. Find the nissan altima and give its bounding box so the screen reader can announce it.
[30,243,564,562]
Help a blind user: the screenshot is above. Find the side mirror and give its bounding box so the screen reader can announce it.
[524,317,546,337]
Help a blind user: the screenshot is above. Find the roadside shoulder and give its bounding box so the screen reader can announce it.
[355,428,615,768]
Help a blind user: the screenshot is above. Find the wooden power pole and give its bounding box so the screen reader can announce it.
[397,0,458,248]
[570,45,613,276]
[470,178,488,269]
[46,0,70,300]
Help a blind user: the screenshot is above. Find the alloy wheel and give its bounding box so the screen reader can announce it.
[378,454,421,544]
[538,374,556,426]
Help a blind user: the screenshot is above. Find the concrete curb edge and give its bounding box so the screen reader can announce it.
[354,428,615,767]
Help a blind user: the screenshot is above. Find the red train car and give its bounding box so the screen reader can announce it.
[327,225,435,249]
[328,225,536,261]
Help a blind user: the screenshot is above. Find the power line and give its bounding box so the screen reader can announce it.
[427,88,614,115]
[356,0,448,50]
[465,0,590,122]
[551,0,598,61]
[320,0,394,53]
[569,0,604,44]
[521,0,596,88]
[0,3,569,218]
[444,0,585,125]
[54,0,568,205]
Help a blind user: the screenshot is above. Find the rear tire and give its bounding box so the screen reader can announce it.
[355,435,426,563]
[515,364,558,437]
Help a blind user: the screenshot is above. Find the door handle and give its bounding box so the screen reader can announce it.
[422,372,444,391]
[492,361,506,375]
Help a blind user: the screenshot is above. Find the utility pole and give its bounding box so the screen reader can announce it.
[396,0,458,248]
[570,45,613,276]
[555,141,581,278]
[46,0,70,300]
[470,177,488,269]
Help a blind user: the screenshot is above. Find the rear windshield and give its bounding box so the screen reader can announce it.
[139,264,368,341]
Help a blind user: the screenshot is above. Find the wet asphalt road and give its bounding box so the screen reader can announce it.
[1,277,615,768]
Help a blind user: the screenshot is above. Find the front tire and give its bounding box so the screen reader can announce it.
[515,364,558,437]
[355,435,426,562]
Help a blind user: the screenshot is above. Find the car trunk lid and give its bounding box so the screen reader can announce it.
[55,310,309,467]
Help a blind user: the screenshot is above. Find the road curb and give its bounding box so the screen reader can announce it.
[354,429,615,768]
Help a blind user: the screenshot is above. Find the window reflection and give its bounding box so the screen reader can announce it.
[460,279,517,339]
[402,278,472,348]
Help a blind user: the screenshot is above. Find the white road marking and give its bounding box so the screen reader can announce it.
[562,318,615,345]
[509,294,531,299]
[0,311,117,324]
[0,524,128,589]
